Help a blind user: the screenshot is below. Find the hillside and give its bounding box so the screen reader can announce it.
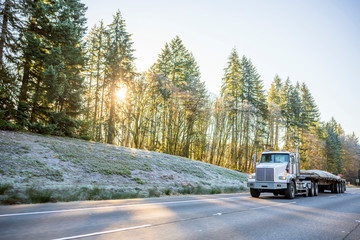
[0,131,247,204]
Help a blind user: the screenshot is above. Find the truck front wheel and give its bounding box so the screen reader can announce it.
[308,182,315,197]
[314,182,319,196]
[250,188,261,198]
[285,181,295,199]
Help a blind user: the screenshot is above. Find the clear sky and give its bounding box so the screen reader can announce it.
[84,0,360,137]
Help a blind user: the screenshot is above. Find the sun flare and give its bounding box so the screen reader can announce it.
[116,87,127,101]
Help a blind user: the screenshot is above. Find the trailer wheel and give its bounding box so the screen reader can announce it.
[309,182,315,197]
[314,182,319,196]
[250,188,260,198]
[340,183,344,193]
[285,181,295,199]
[331,183,337,193]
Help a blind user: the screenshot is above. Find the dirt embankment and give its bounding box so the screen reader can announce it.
[0,130,247,204]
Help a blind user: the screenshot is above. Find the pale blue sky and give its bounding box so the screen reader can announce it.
[85,0,360,137]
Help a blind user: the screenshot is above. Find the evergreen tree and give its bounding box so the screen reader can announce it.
[17,0,50,127]
[104,10,135,144]
[221,48,242,168]
[0,0,22,125]
[16,0,87,136]
[324,118,344,174]
[300,82,319,131]
[267,75,283,149]
[239,56,267,171]
[279,78,293,148]
[150,36,208,158]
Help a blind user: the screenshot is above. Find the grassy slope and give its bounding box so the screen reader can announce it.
[0,130,247,204]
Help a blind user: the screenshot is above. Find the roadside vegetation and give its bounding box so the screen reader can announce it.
[0,131,247,204]
[1,1,359,186]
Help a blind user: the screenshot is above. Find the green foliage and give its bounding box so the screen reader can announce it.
[26,187,54,203]
[28,122,57,135]
[148,187,161,197]
[0,111,19,130]
[0,182,13,194]
[324,118,344,174]
[133,177,146,184]
[210,187,222,194]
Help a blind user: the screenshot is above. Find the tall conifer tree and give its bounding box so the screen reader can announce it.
[104,10,135,144]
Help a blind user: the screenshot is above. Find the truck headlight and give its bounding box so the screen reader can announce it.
[248,175,255,179]
[279,176,286,180]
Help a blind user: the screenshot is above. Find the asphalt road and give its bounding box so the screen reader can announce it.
[1,189,360,240]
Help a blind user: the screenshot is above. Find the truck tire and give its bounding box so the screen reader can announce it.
[285,181,295,199]
[250,188,260,198]
[339,183,343,193]
[309,182,315,197]
[340,183,344,193]
[314,182,319,196]
[302,187,309,197]
[331,183,337,193]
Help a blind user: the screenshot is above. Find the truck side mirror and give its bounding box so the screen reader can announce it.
[253,154,257,173]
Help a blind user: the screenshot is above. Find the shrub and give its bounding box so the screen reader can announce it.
[148,187,161,197]
[210,187,222,194]
[26,187,54,203]
[0,182,13,194]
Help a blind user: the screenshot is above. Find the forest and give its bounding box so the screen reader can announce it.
[1,0,359,183]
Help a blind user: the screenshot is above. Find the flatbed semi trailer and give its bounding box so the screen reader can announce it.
[247,148,346,199]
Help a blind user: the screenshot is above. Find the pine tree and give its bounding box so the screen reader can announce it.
[47,0,87,135]
[267,75,283,149]
[150,36,208,158]
[221,48,242,168]
[239,56,267,171]
[324,118,344,174]
[279,78,293,148]
[288,82,302,147]
[104,10,135,144]
[0,0,22,124]
[300,82,319,131]
[16,0,87,135]
[17,0,50,127]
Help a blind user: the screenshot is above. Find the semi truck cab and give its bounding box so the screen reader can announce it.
[247,148,312,199]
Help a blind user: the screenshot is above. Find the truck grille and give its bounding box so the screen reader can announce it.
[256,168,274,181]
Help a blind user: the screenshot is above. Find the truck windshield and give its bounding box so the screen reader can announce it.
[261,154,290,163]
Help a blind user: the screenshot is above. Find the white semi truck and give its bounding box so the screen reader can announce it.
[247,148,346,199]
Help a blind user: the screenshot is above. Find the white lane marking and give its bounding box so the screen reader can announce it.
[51,201,296,239]
[0,195,248,218]
[249,201,296,210]
[52,224,152,240]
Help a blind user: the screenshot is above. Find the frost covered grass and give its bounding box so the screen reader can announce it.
[0,130,248,204]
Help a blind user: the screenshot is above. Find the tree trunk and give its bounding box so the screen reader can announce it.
[0,0,10,65]
[107,81,116,144]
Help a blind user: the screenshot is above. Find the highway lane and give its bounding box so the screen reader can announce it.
[0,189,359,240]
